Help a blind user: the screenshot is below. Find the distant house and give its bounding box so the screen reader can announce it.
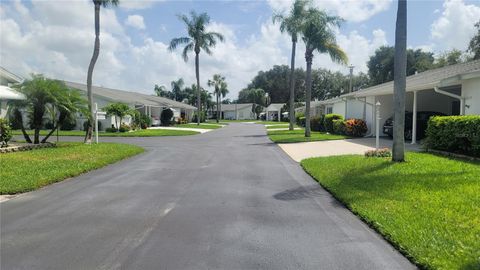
[264,103,285,121]
[0,67,24,118]
[298,60,480,142]
[215,103,256,120]
[64,81,196,130]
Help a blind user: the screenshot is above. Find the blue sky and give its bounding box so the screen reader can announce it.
[1,0,479,99]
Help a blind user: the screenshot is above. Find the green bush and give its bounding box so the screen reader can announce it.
[60,117,77,130]
[119,124,130,133]
[364,148,392,157]
[0,118,13,148]
[161,108,174,126]
[344,118,368,137]
[324,114,344,133]
[192,111,206,123]
[425,115,480,157]
[105,127,117,133]
[295,112,305,127]
[332,119,346,135]
[139,113,151,129]
[310,116,325,131]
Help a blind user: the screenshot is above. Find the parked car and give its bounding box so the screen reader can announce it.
[383,111,446,140]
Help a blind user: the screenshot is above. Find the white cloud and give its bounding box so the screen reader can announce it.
[120,0,159,10]
[267,0,392,22]
[125,15,146,30]
[430,0,480,51]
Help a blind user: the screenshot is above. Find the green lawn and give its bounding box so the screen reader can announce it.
[12,129,198,137]
[265,124,298,129]
[301,152,480,270]
[256,121,289,125]
[177,123,223,129]
[267,129,348,143]
[0,142,144,194]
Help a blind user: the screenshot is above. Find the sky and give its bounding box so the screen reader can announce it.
[1,0,479,99]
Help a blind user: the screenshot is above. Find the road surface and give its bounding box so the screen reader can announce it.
[1,123,414,270]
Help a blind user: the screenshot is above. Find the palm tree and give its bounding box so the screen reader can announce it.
[273,0,310,131]
[169,11,224,125]
[85,0,119,143]
[301,8,348,137]
[171,78,185,101]
[392,0,407,162]
[207,74,227,123]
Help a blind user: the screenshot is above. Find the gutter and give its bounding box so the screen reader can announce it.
[433,86,465,115]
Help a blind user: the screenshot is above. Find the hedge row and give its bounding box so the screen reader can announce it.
[295,113,368,137]
[425,115,480,157]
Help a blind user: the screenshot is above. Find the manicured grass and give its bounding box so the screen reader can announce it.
[301,152,480,270]
[12,129,198,137]
[267,129,349,143]
[256,121,288,125]
[265,124,298,129]
[0,142,144,194]
[177,123,223,129]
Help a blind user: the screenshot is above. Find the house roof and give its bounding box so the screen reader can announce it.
[265,103,285,111]
[316,59,480,104]
[64,81,196,110]
[0,85,25,100]
[218,103,254,111]
[0,67,24,85]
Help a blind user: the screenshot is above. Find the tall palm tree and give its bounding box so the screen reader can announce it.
[85,0,119,143]
[171,78,185,101]
[207,74,227,123]
[273,0,310,131]
[169,11,224,125]
[301,8,348,137]
[392,0,407,162]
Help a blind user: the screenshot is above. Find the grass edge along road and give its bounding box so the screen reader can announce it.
[0,142,144,194]
[301,152,480,270]
[268,129,349,143]
[12,129,199,137]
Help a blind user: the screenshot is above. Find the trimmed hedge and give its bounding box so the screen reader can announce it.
[332,119,346,135]
[296,112,305,127]
[324,114,343,133]
[310,116,325,131]
[425,115,480,157]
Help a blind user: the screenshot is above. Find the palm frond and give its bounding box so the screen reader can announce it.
[168,37,191,51]
[182,42,194,61]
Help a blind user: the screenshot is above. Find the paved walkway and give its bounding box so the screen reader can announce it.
[1,123,414,270]
[279,137,422,162]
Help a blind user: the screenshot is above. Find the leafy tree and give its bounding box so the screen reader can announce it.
[103,102,131,130]
[154,84,173,99]
[170,78,186,101]
[367,46,434,85]
[301,8,348,137]
[160,108,174,126]
[468,21,480,60]
[85,0,119,143]
[208,74,228,123]
[273,0,310,130]
[434,49,466,67]
[393,0,407,162]
[169,11,224,125]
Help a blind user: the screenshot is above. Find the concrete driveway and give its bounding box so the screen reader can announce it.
[279,137,422,162]
[1,123,414,270]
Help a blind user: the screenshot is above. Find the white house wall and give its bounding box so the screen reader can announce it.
[463,77,480,115]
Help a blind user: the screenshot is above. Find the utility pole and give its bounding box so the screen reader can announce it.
[348,65,354,93]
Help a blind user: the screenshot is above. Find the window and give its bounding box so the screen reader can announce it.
[326,107,333,114]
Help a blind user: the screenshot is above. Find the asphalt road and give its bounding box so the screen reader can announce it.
[1,123,415,270]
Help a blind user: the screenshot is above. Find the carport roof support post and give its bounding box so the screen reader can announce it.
[411,91,417,144]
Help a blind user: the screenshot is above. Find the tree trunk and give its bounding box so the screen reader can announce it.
[392,0,407,162]
[85,3,101,143]
[41,124,58,143]
[34,128,40,144]
[195,52,201,125]
[14,109,32,143]
[289,39,297,131]
[216,92,220,123]
[305,49,313,137]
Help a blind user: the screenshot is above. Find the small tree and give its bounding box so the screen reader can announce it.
[161,108,174,126]
[103,102,131,130]
[0,118,13,148]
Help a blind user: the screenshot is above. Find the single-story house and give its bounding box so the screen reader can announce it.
[264,103,285,121]
[301,60,480,143]
[216,103,256,120]
[64,81,196,130]
[0,67,24,118]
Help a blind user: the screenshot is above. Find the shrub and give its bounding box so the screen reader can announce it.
[424,115,480,157]
[295,112,305,127]
[192,111,206,123]
[138,113,151,129]
[332,119,346,135]
[310,116,323,131]
[344,118,368,137]
[61,117,77,130]
[364,148,392,157]
[161,108,174,126]
[324,114,344,133]
[0,118,13,148]
[105,127,117,133]
[119,124,130,133]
